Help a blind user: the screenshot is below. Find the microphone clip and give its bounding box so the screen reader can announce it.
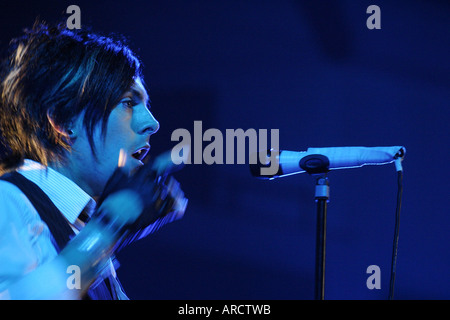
[300,154,330,175]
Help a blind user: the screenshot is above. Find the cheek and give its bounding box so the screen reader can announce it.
[92,131,130,185]
[101,111,136,163]
[105,108,134,144]
[102,127,133,160]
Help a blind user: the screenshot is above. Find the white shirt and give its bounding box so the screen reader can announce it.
[0,160,128,299]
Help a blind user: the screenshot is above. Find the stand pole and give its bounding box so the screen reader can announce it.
[314,176,329,300]
[298,154,330,300]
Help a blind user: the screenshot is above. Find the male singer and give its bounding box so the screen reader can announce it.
[0,21,187,299]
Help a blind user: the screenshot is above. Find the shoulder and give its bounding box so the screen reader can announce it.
[0,178,58,258]
[0,180,58,293]
[0,179,50,245]
[0,179,37,223]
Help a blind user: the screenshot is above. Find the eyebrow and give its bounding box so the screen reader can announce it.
[130,88,148,103]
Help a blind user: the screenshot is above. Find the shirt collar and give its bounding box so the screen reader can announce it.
[17,159,95,224]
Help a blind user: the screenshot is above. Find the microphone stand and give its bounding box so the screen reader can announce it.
[313,174,329,300]
[300,154,330,300]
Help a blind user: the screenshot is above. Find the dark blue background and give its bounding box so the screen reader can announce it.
[1,0,448,299]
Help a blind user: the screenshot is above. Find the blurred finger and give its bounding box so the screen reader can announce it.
[118,148,127,168]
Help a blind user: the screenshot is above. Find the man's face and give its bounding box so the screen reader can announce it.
[70,77,159,197]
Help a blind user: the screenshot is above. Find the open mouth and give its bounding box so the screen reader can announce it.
[131,146,150,162]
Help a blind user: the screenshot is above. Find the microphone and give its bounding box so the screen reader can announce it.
[250,146,406,179]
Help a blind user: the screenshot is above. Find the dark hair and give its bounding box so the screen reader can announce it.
[0,21,143,173]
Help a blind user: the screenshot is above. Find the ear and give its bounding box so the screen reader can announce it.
[46,109,77,139]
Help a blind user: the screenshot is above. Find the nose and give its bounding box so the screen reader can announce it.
[137,106,160,136]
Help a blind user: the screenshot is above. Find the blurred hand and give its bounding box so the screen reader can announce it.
[95,151,187,237]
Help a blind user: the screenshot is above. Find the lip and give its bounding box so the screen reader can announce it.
[131,144,151,162]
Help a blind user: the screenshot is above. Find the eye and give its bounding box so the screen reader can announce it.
[121,99,136,109]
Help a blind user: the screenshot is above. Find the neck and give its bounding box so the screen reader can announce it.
[48,160,97,199]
